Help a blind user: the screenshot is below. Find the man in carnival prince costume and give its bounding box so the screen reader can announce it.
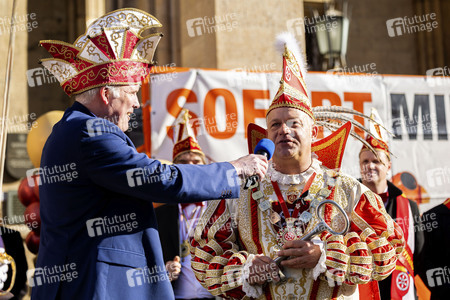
[190,33,405,299]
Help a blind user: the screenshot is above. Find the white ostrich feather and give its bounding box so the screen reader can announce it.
[275,31,307,77]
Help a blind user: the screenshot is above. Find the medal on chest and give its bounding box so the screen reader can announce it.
[179,204,204,258]
[271,174,317,247]
[276,217,302,245]
[180,239,190,258]
[251,169,340,250]
[286,186,300,204]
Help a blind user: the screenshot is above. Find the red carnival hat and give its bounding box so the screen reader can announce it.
[39,8,162,96]
[360,108,390,158]
[172,109,204,161]
[267,32,313,120]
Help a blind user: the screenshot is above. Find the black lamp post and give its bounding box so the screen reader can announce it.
[315,3,350,70]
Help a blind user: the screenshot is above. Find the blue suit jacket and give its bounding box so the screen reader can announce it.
[31,102,239,300]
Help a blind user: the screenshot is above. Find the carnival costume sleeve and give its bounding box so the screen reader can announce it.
[190,199,249,299]
[319,182,405,286]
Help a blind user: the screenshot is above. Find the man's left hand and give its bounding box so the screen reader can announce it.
[277,240,321,269]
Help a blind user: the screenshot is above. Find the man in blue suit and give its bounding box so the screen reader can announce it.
[31,8,267,300]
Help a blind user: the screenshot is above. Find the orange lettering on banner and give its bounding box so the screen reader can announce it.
[344,92,372,137]
[166,88,199,140]
[311,91,342,139]
[243,90,270,138]
[203,89,238,139]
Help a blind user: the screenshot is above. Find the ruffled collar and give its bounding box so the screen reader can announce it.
[267,157,322,185]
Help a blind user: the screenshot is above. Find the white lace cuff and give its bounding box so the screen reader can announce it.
[310,238,327,280]
[241,254,264,298]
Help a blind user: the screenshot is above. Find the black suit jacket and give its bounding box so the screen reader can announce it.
[155,204,180,264]
[416,203,450,300]
[0,227,28,299]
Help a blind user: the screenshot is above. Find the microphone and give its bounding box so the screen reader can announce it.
[244,139,275,189]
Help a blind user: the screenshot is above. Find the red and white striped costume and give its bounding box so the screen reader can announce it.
[190,159,405,299]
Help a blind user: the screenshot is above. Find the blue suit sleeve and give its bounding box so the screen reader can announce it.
[80,124,240,204]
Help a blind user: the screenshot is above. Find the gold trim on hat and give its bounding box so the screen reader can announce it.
[74,8,162,49]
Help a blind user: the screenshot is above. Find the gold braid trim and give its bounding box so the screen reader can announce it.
[348,242,369,253]
[191,261,208,270]
[223,264,243,273]
[208,286,223,296]
[193,269,206,282]
[205,269,225,278]
[347,275,370,285]
[222,283,242,294]
[326,259,348,271]
[373,261,397,274]
[205,277,222,287]
[372,248,396,261]
[368,238,389,250]
[223,231,236,243]
[327,234,345,243]
[349,256,373,265]
[230,243,240,252]
[230,252,247,264]
[372,268,396,281]
[327,251,350,263]
[349,265,372,276]
[327,243,347,252]
[212,256,230,266]
[193,247,214,262]
[392,237,405,255]
[194,200,220,248]
[344,232,359,244]
[221,269,244,292]
[361,227,376,241]
[207,239,224,256]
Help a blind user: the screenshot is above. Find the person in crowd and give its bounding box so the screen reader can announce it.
[359,108,424,300]
[156,109,215,300]
[416,198,450,300]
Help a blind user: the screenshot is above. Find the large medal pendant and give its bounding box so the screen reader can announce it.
[277,218,297,246]
[277,225,297,246]
[283,229,297,242]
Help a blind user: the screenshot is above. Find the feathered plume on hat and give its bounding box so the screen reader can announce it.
[172,109,204,161]
[39,8,163,96]
[267,32,313,119]
[312,105,394,158]
[360,108,392,159]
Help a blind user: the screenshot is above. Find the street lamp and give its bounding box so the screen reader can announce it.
[315,3,349,70]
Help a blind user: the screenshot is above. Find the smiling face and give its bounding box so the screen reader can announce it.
[359,150,391,188]
[266,107,317,171]
[104,85,141,132]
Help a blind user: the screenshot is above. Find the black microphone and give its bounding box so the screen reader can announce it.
[244,139,275,189]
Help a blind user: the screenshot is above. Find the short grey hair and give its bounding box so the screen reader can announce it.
[75,85,121,104]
